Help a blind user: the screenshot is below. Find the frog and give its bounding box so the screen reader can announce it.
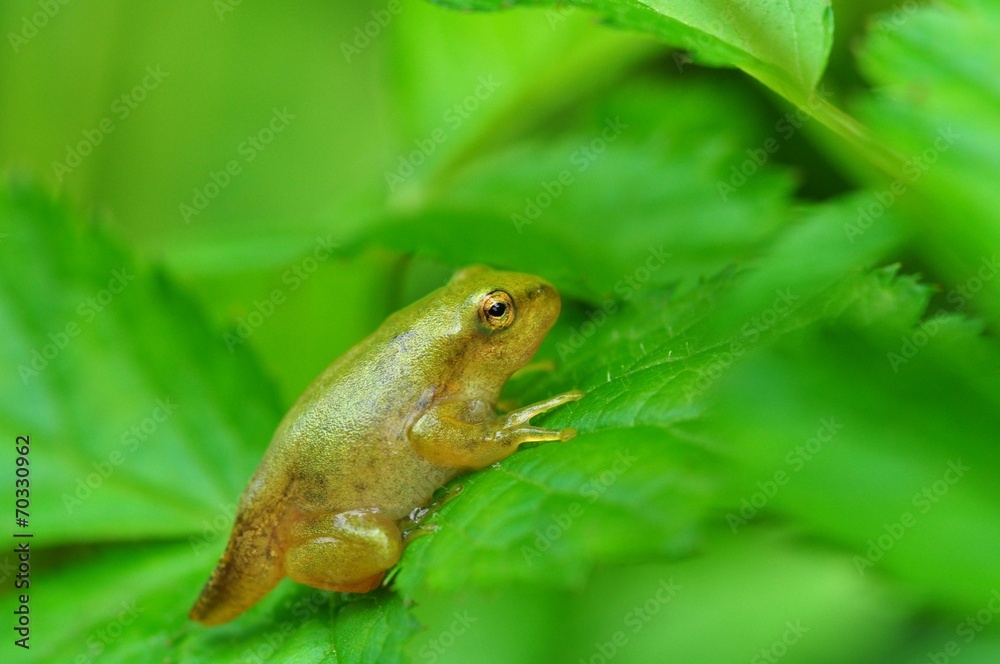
[189,265,583,625]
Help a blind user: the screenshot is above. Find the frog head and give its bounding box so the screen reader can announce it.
[438,265,563,398]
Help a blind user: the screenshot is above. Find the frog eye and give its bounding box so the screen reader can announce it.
[479,290,515,329]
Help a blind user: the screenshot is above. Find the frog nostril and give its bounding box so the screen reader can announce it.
[530,283,552,300]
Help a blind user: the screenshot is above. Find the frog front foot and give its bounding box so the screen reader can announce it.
[411,389,585,470]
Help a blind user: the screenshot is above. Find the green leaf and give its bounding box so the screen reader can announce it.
[12,542,414,664]
[427,0,835,103]
[421,0,905,190]
[706,272,1000,610]
[394,195,904,596]
[406,529,908,664]
[385,1,651,170]
[396,428,720,594]
[855,0,1000,324]
[7,3,1000,660]
[353,73,798,300]
[0,184,419,662]
[550,530,906,664]
[0,184,282,545]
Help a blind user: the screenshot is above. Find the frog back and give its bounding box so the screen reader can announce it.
[266,326,458,518]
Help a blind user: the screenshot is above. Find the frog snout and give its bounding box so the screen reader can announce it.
[528,282,554,301]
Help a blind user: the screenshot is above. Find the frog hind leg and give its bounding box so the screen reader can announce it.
[282,508,403,593]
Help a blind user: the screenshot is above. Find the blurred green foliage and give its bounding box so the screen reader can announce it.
[1,0,999,662]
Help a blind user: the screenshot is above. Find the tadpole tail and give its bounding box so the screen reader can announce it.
[189,471,290,626]
[188,526,284,625]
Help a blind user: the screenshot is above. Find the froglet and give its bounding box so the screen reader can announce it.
[189,266,582,625]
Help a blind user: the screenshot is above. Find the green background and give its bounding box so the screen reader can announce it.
[2,0,999,662]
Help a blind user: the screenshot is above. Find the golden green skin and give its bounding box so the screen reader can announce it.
[189,266,582,625]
